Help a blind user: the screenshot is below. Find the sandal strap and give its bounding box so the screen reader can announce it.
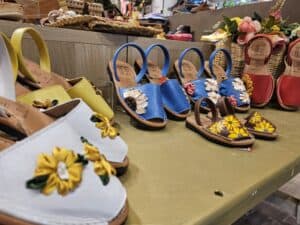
[178,47,205,79]
[209,48,232,80]
[194,97,218,126]
[145,44,170,77]
[112,42,147,83]
[0,32,18,81]
[11,27,51,83]
[216,96,235,117]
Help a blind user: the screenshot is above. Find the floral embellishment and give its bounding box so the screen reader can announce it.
[207,91,221,104]
[32,99,58,110]
[208,115,250,140]
[81,137,116,185]
[123,88,148,115]
[242,74,254,96]
[184,82,195,96]
[240,92,250,104]
[205,79,219,92]
[90,113,119,139]
[26,147,87,196]
[232,78,246,92]
[246,112,276,134]
[228,96,238,107]
[159,77,168,84]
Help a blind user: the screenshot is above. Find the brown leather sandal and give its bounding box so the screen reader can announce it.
[186,97,255,148]
[217,97,278,140]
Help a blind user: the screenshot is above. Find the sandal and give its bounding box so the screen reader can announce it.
[277,38,300,110]
[0,35,129,176]
[174,47,220,111]
[0,112,128,225]
[243,34,275,107]
[10,27,114,120]
[135,44,191,120]
[186,97,255,147]
[208,48,251,113]
[108,43,167,129]
[217,97,278,140]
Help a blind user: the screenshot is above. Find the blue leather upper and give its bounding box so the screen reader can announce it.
[178,47,205,79]
[119,84,167,121]
[145,44,191,114]
[209,48,250,107]
[161,79,190,113]
[190,79,209,101]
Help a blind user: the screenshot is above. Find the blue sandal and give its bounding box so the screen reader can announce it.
[135,44,191,120]
[209,48,251,113]
[108,43,167,129]
[174,47,221,111]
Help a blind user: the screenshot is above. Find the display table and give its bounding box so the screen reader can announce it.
[117,108,300,225]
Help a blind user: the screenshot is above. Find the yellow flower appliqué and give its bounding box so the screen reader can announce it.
[27,147,84,196]
[82,138,116,185]
[228,127,250,140]
[32,99,58,110]
[91,113,119,139]
[254,120,275,133]
[223,115,240,131]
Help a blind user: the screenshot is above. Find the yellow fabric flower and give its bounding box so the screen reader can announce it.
[254,120,275,133]
[242,74,254,96]
[228,127,250,140]
[271,25,280,32]
[83,143,101,162]
[209,121,224,134]
[223,115,241,131]
[94,157,116,177]
[93,113,118,139]
[34,147,83,196]
[231,17,242,25]
[83,142,116,177]
[249,112,262,124]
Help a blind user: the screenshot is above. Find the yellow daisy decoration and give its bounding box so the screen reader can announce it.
[91,113,119,139]
[228,127,250,140]
[254,120,275,133]
[223,115,241,131]
[82,140,116,185]
[209,121,224,134]
[29,147,83,196]
[249,112,262,124]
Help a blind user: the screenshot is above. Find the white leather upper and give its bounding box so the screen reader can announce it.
[0,117,127,225]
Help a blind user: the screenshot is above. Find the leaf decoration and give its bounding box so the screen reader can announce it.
[26,175,49,190]
[99,174,110,186]
[76,154,89,166]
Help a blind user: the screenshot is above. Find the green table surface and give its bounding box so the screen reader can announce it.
[117,108,300,225]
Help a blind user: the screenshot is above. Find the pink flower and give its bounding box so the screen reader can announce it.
[237,32,255,45]
[184,82,195,96]
[238,21,256,33]
[228,96,237,107]
[270,10,282,21]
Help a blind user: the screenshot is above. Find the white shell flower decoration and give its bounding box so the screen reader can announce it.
[240,92,250,104]
[123,88,148,115]
[232,78,246,92]
[207,91,221,104]
[205,78,219,92]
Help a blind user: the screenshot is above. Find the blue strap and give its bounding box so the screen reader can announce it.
[112,42,147,83]
[178,47,205,79]
[145,44,170,77]
[209,48,232,79]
